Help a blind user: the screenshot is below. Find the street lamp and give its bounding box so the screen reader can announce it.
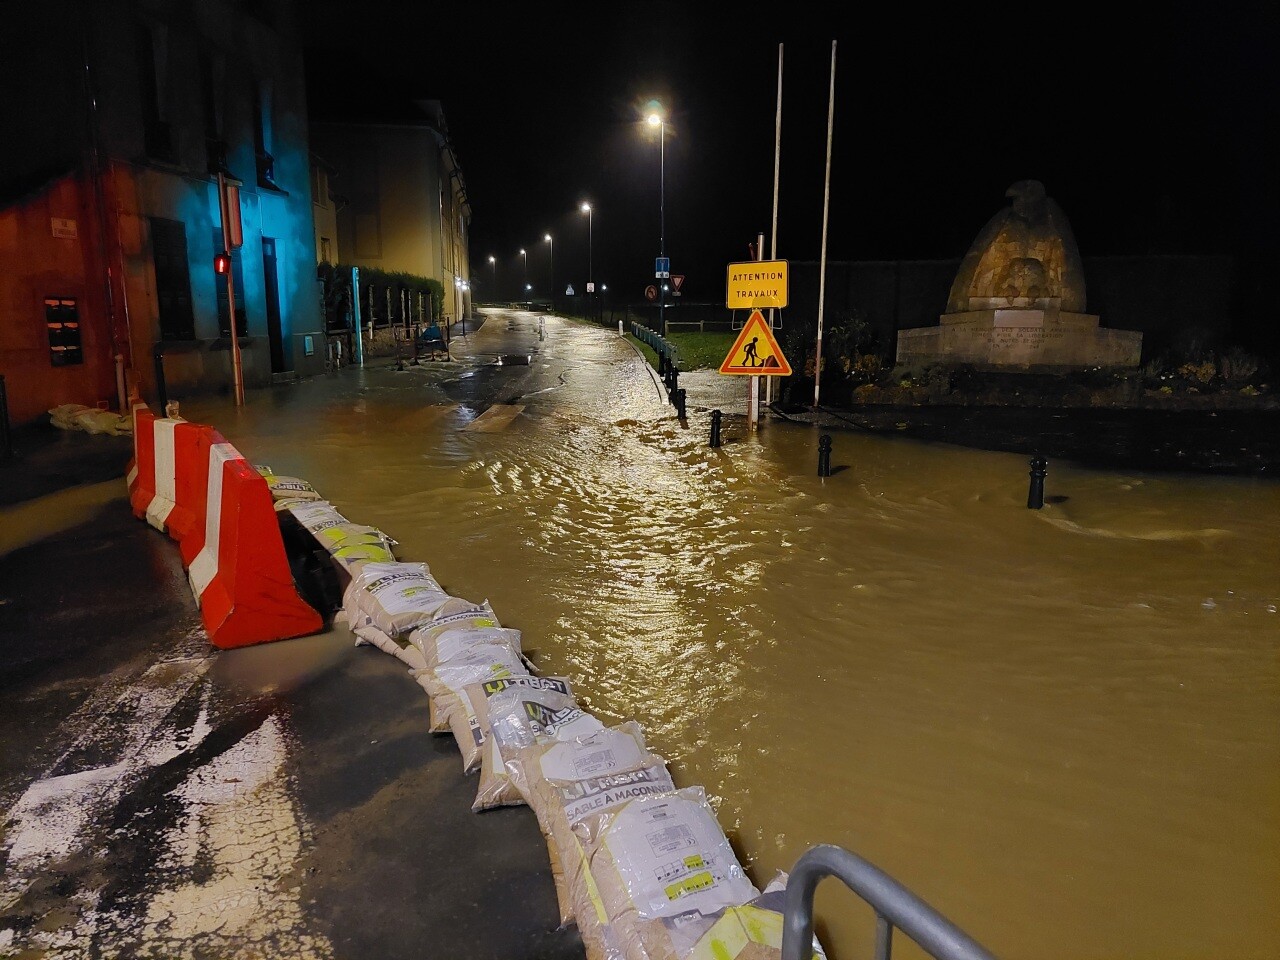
[519,248,527,303]
[544,233,553,306]
[488,255,496,300]
[646,107,667,336]
[580,201,593,317]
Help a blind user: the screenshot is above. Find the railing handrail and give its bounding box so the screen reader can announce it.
[781,844,999,960]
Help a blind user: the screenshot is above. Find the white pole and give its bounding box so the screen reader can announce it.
[766,42,783,408]
[813,40,836,410]
[748,230,764,432]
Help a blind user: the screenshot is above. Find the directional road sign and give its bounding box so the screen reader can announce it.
[655,257,670,278]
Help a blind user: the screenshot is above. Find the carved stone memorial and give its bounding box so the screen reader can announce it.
[896,180,1142,370]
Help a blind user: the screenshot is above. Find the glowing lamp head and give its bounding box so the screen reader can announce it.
[647,113,661,127]
[214,252,231,275]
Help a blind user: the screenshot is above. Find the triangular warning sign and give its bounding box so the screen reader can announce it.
[719,310,791,376]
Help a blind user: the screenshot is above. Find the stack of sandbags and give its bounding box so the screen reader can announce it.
[48,403,132,435]
[259,474,826,960]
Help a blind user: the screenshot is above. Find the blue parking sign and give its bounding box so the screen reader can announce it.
[655,257,670,278]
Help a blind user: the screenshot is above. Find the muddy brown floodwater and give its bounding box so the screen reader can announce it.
[186,312,1280,960]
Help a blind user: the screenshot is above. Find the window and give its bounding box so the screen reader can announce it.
[212,229,248,337]
[137,23,174,163]
[150,219,195,340]
[252,79,275,186]
[320,237,332,263]
[311,165,327,207]
[201,48,230,176]
[45,298,84,366]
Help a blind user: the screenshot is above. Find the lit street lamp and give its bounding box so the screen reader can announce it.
[646,106,667,336]
[519,248,527,303]
[580,201,593,317]
[544,233,554,305]
[488,255,496,300]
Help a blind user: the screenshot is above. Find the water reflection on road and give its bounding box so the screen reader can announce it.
[186,310,1280,960]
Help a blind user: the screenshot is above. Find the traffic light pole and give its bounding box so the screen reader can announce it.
[217,171,245,407]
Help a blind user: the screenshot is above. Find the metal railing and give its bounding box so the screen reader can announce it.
[781,845,999,960]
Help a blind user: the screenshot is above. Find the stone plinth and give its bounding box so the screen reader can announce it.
[896,303,1142,371]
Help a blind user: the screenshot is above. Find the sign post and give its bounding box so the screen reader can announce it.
[217,171,245,406]
[725,255,789,432]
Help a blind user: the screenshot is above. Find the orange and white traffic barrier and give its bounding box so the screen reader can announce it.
[127,402,323,649]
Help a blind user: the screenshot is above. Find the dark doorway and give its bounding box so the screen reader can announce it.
[262,237,286,373]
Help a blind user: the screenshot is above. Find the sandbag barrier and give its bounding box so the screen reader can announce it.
[262,466,828,960]
[126,402,324,648]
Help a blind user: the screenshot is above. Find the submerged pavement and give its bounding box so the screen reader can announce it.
[0,313,584,959]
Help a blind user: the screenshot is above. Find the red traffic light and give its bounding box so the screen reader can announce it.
[214,252,231,275]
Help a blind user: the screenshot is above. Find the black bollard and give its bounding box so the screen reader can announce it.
[818,434,833,477]
[658,351,667,376]
[674,388,687,419]
[669,366,679,394]
[0,374,13,461]
[152,343,169,412]
[710,409,722,448]
[1027,455,1048,509]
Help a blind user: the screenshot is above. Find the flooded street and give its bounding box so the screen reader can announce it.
[185,309,1280,960]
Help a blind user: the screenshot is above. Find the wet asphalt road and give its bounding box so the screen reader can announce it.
[0,312,586,959]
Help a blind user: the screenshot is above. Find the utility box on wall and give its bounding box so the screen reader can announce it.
[45,297,83,366]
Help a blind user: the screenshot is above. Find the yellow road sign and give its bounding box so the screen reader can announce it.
[725,259,788,309]
[719,310,792,376]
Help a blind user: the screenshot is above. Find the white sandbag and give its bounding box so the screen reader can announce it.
[679,873,827,960]
[258,469,322,501]
[49,404,92,430]
[525,723,674,932]
[411,640,529,770]
[470,677,603,813]
[408,603,506,665]
[343,561,476,638]
[352,622,427,671]
[284,499,348,531]
[573,787,759,960]
[313,523,397,555]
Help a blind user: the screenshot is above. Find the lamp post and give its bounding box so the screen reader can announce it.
[544,233,554,308]
[646,108,667,336]
[580,201,593,317]
[488,255,496,301]
[519,248,527,304]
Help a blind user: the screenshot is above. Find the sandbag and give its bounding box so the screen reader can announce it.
[573,787,759,960]
[470,677,602,813]
[526,723,674,932]
[342,561,476,638]
[411,640,529,770]
[257,468,322,501]
[681,873,827,960]
[284,499,348,531]
[352,622,427,671]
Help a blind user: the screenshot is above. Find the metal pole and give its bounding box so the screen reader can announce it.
[217,171,245,406]
[766,42,783,409]
[351,266,364,366]
[152,343,168,411]
[659,120,666,337]
[813,41,836,411]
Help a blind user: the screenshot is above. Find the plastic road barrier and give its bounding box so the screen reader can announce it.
[127,402,323,648]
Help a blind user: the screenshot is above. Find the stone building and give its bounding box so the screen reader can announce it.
[308,98,473,327]
[0,0,325,426]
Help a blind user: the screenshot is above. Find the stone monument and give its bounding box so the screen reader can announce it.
[896,180,1142,370]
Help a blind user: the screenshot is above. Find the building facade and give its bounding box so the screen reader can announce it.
[0,0,324,427]
[309,100,472,326]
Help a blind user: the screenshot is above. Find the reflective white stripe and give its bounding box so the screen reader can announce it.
[144,419,180,530]
[126,464,138,488]
[188,442,243,598]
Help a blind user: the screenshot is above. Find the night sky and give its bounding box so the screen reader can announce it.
[303,2,1278,317]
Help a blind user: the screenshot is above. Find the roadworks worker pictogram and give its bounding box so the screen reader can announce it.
[718,309,792,376]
